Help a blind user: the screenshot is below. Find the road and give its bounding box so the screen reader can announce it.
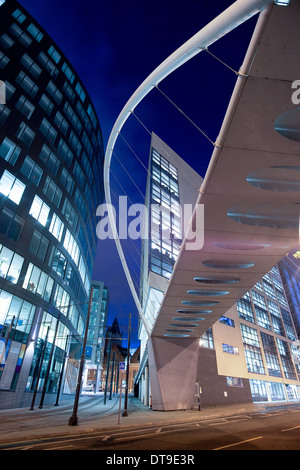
[1,404,300,451]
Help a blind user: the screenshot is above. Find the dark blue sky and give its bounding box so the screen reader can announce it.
[19,0,258,348]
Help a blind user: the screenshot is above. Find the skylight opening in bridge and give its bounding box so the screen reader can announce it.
[187,290,230,296]
[177,310,212,314]
[275,0,290,6]
[194,277,240,285]
[181,301,219,306]
[173,317,206,322]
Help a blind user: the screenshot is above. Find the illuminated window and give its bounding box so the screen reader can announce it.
[50,247,67,277]
[75,82,86,103]
[0,50,10,69]
[46,81,62,104]
[9,23,32,47]
[61,62,75,83]
[27,23,43,42]
[0,138,21,165]
[39,118,58,146]
[38,52,58,78]
[0,244,24,284]
[48,45,61,64]
[54,284,70,313]
[0,207,24,241]
[12,9,26,23]
[15,71,38,97]
[16,122,35,148]
[241,324,265,375]
[43,176,62,208]
[149,148,181,278]
[0,170,25,204]
[63,229,79,265]
[49,213,64,241]
[222,343,239,355]
[20,53,42,78]
[39,144,59,174]
[16,95,35,119]
[29,195,50,226]
[20,156,43,186]
[29,229,49,261]
[23,263,54,302]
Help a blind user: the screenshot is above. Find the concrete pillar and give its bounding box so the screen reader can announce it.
[147,336,199,411]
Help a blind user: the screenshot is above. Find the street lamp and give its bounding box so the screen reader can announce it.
[68,287,93,426]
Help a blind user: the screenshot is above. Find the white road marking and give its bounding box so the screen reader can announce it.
[213,436,263,450]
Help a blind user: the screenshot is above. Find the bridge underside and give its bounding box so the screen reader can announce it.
[149,1,300,410]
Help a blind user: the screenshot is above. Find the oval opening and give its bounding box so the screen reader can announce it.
[187,290,230,296]
[194,276,240,284]
[227,204,299,230]
[213,241,269,250]
[173,317,206,322]
[166,329,194,333]
[163,334,190,338]
[169,323,199,328]
[182,300,220,306]
[177,310,212,314]
[247,167,300,192]
[203,260,254,269]
[274,108,300,142]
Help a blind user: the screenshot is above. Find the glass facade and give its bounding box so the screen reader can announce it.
[199,264,300,404]
[0,0,104,408]
[149,148,181,279]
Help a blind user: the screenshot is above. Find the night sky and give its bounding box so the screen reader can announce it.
[18,0,259,348]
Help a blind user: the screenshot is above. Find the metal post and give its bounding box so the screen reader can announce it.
[115,361,119,395]
[39,315,60,408]
[54,334,70,406]
[0,315,15,374]
[109,351,115,400]
[30,326,49,411]
[103,337,111,405]
[118,371,123,425]
[122,313,131,417]
[68,287,93,426]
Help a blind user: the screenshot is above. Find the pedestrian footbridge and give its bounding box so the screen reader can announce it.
[103,0,300,410]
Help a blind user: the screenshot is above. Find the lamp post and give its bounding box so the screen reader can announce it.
[109,351,115,400]
[68,287,93,426]
[54,334,70,406]
[103,336,111,405]
[122,313,131,417]
[29,326,50,411]
[39,315,60,408]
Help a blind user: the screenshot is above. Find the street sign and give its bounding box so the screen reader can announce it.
[119,362,125,370]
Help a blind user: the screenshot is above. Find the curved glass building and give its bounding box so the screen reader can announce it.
[0,0,104,408]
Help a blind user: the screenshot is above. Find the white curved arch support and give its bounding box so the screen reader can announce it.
[103,0,274,338]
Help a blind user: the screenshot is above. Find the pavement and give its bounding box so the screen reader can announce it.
[0,393,300,446]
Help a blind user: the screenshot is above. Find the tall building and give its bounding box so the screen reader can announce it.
[197,264,300,406]
[83,281,109,393]
[137,133,203,404]
[278,247,300,338]
[136,135,300,408]
[0,0,104,409]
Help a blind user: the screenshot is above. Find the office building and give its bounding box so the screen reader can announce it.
[136,135,300,407]
[83,281,109,393]
[137,133,203,404]
[278,247,300,338]
[198,264,300,406]
[0,0,104,409]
